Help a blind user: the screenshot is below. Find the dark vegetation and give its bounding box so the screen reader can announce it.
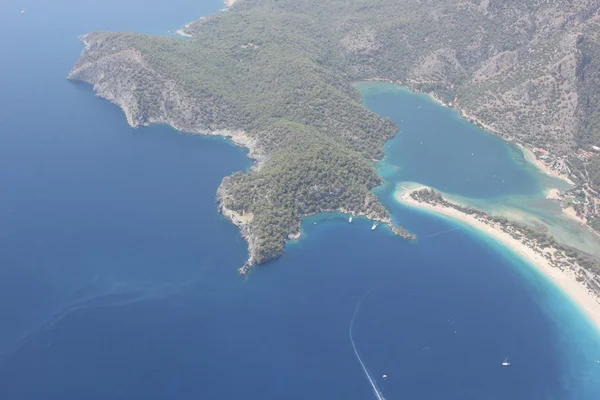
[218,124,390,263]
[590,156,600,192]
[576,35,600,150]
[71,0,600,266]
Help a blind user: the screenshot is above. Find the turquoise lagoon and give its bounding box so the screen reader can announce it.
[357,82,600,258]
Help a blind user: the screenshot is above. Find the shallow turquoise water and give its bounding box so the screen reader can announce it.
[356,82,560,198]
[1,2,600,399]
[357,82,600,257]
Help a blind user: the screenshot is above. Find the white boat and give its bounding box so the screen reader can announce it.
[501,357,511,366]
[349,217,353,223]
[21,9,25,14]
[371,223,377,231]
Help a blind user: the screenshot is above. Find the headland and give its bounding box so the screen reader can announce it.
[68,0,600,272]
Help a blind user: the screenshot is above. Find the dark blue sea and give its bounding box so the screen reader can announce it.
[1,1,600,399]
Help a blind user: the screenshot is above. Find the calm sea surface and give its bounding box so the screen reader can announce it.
[357,82,600,257]
[1,1,600,399]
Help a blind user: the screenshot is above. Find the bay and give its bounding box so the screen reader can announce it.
[358,82,600,257]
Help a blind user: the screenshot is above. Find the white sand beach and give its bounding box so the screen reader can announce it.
[396,187,600,331]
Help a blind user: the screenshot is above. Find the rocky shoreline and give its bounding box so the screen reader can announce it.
[232,206,415,276]
[68,33,417,274]
[217,192,416,276]
[68,0,600,275]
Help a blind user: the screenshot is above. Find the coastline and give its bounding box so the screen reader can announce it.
[360,79,501,137]
[425,90,578,191]
[360,80,589,232]
[68,43,417,277]
[423,91,592,230]
[232,206,415,276]
[426,94,578,190]
[519,144,575,186]
[395,186,600,331]
[175,28,192,38]
[360,80,576,187]
[68,39,593,278]
[174,0,237,38]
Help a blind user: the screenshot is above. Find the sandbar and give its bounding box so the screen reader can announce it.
[396,186,600,331]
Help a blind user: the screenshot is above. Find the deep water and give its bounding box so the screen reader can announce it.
[1,1,600,399]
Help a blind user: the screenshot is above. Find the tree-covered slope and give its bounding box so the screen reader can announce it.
[69,0,600,270]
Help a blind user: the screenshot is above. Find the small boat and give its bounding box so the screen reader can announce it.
[349,217,353,223]
[502,357,511,367]
[21,9,25,14]
[371,223,377,231]
[382,374,387,380]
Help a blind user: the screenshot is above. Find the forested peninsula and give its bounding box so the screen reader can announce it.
[69,0,600,272]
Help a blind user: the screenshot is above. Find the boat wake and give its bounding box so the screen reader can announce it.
[423,227,461,239]
[349,292,386,400]
[0,280,185,362]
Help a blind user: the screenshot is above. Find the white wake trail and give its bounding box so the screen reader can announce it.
[423,227,461,239]
[349,294,386,400]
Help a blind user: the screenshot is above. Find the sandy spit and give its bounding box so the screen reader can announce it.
[396,187,600,332]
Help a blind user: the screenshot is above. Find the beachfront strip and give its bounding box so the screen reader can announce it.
[397,187,600,330]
